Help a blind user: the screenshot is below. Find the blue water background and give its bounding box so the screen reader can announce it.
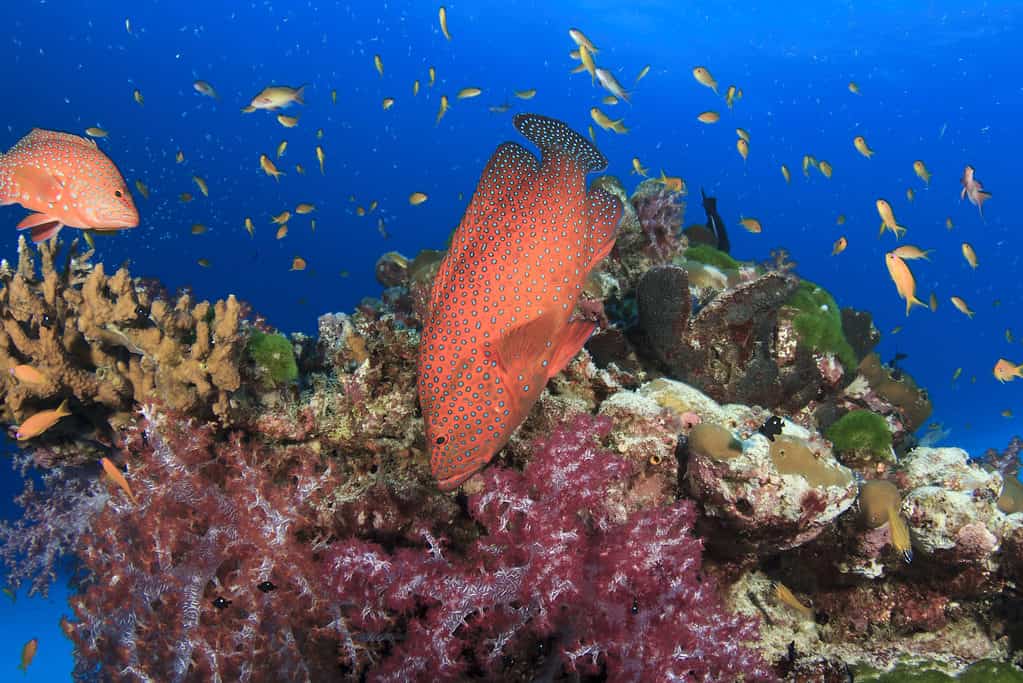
[1,0,1021,677]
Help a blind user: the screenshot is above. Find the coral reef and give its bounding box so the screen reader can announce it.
[0,237,246,459]
[3,176,1023,681]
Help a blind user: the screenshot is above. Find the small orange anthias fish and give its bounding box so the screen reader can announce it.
[0,129,138,241]
[100,456,139,505]
[960,164,992,216]
[15,399,71,440]
[17,637,37,673]
[419,113,622,490]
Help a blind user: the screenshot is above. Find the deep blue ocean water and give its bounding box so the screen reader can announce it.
[0,0,1021,677]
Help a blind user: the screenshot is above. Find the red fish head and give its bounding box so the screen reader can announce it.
[79,177,139,229]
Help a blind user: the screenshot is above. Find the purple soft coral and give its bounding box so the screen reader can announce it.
[325,414,775,682]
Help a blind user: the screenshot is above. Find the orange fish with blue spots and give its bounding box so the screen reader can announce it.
[418,113,622,490]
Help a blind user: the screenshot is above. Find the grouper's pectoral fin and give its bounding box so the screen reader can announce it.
[584,187,622,269]
[16,213,63,242]
[545,320,595,379]
[495,314,559,396]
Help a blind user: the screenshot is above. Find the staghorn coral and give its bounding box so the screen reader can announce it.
[0,237,246,456]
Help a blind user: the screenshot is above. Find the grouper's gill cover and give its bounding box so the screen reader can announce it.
[418,113,622,491]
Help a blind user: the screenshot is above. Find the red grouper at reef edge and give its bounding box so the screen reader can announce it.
[0,128,139,242]
[418,113,622,491]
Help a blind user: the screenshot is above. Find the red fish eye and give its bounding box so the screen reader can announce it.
[115,190,122,197]
[435,436,446,445]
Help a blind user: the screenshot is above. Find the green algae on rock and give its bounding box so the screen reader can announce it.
[682,243,740,271]
[784,280,858,370]
[246,330,298,386]
[826,409,894,462]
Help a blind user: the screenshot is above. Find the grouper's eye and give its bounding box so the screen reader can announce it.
[435,436,446,445]
[115,190,123,197]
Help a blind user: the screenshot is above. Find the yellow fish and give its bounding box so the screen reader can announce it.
[331,89,338,104]
[133,89,144,105]
[780,164,791,183]
[736,138,749,161]
[374,54,384,76]
[635,65,650,83]
[382,97,395,110]
[945,217,954,230]
[190,223,206,235]
[259,154,284,182]
[692,66,718,93]
[277,114,299,128]
[457,87,482,99]
[295,164,305,175]
[725,85,737,109]
[295,203,315,214]
[176,150,184,163]
[435,95,450,126]
[836,214,846,225]
[631,157,648,176]
[929,292,938,312]
[953,367,962,381]
[884,252,926,315]
[887,506,912,562]
[577,44,597,84]
[290,256,307,271]
[906,188,915,202]
[179,192,193,203]
[656,170,685,193]
[568,28,599,54]
[961,242,978,268]
[275,224,288,239]
[134,179,149,200]
[192,175,208,197]
[197,258,211,268]
[774,582,814,620]
[16,399,71,440]
[739,217,761,233]
[439,6,451,40]
[316,145,325,175]
[848,81,860,95]
[514,89,537,99]
[913,160,931,184]
[85,127,108,138]
[876,199,906,239]
[832,236,847,255]
[100,456,138,505]
[428,66,436,87]
[818,160,833,178]
[602,95,618,105]
[590,107,628,134]
[413,80,420,96]
[271,211,291,225]
[950,296,974,318]
[854,135,874,158]
[244,217,254,237]
[8,364,46,385]
[276,140,288,159]
[736,128,750,142]
[892,245,932,260]
[697,111,720,124]
[17,638,37,673]
[994,358,1023,383]
[409,192,428,205]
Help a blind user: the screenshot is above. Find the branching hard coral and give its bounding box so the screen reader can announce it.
[324,414,775,682]
[0,237,247,458]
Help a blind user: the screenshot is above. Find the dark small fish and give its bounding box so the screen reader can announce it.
[257,581,277,593]
[701,188,731,254]
[888,352,907,366]
[212,596,232,609]
[759,416,784,442]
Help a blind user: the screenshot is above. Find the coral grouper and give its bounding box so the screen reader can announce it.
[418,113,622,490]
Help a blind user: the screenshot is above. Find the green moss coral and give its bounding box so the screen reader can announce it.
[825,409,893,460]
[246,330,298,386]
[683,244,740,271]
[855,660,1023,682]
[785,280,858,369]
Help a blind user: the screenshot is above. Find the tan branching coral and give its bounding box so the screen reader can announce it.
[0,237,244,452]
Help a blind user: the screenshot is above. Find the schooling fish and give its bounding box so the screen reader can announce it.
[0,129,139,241]
[960,165,992,216]
[418,113,621,490]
